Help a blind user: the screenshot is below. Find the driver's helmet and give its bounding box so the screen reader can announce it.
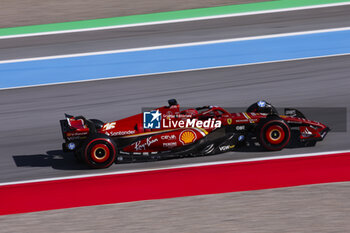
[246,100,278,114]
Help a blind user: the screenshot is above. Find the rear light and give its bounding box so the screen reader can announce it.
[67,142,76,150]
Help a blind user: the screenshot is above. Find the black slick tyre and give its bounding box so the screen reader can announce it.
[83,135,117,169]
[257,117,291,151]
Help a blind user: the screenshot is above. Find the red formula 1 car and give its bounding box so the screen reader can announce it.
[60,99,329,168]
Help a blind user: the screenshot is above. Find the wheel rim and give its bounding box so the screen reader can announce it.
[265,125,285,144]
[91,144,110,163]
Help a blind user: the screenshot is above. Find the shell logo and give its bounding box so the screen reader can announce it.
[180,130,197,144]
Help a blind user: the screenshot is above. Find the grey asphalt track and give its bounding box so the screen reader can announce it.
[0,6,350,184]
[1,55,349,183]
[1,5,350,233]
[1,5,350,60]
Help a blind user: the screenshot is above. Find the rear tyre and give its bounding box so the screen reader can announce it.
[257,117,291,151]
[83,135,117,169]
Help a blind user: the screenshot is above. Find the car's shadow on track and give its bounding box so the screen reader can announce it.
[12,131,313,170]
[13,150,90,170]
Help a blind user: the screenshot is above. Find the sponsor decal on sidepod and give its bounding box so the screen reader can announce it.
[134,137,158,151]
[180,130,197,145]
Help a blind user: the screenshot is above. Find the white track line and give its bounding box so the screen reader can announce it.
[1,52,350,91]
[1,2,350,40]
[0,150,349,187]
[1,26,350,65]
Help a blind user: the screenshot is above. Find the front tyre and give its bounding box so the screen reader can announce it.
[83,136,116,168]
[257,118,291,151]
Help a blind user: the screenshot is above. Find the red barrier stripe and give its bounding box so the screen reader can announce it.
[1,152,350,215]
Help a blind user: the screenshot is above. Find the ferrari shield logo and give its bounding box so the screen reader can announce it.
[227,118,232,125]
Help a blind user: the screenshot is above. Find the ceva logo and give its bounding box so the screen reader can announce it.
[143,110,162,129]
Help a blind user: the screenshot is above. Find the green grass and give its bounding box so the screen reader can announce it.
[0,0,349,36]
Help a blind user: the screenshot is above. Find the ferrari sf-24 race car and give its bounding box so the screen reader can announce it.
[60,99,329,168]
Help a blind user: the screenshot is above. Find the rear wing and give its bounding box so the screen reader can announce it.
[60,114,90,141]
[64,114,85,129]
